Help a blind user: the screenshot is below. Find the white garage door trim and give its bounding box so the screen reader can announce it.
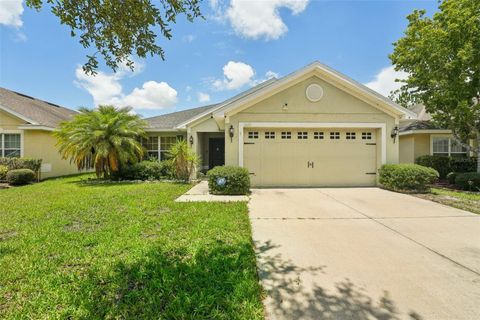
[238,122,387,167]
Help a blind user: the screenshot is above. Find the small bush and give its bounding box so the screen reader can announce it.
[454,172,480,191]
[6,169,36,186]
[415,155,451,179]
[207,166,250,195]
[446,172,458,185]
[113,160,174,181]
[450,157,477,173]
[0,165,8,181]
[0,157,42,173]
[379,164,439,192]
[170,140,199,182]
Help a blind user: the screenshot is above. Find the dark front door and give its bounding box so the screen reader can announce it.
[209,138,225,169]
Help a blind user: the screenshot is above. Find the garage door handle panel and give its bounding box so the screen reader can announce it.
[365,172,377,175]
[244,142,255,145]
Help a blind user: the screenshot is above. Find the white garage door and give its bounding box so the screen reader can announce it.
[243,128,378,187]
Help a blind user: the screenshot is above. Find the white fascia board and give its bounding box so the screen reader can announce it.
[17,125,55,131]
[0,104,39,124]
[399,129,451,136]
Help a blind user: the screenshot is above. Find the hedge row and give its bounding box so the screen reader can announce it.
[415,155,477,179]
[112,160,174,181]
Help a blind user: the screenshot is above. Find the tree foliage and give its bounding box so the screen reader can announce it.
[54,106,147,178]
[26,0,203,74]
[390,0,480,171]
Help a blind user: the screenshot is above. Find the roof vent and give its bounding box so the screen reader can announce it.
[14,92,35,100]
[306,84,324,102]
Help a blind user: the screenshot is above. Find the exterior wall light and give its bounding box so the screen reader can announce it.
[391,126,399,143]
[189,135,194,146]
[229,125,234,142]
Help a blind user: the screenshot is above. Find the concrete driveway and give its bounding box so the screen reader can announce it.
[249,188,480,320]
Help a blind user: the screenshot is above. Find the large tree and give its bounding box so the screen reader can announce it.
[390,0,480,172]
[55,105,146,178]
[26,0,202,74]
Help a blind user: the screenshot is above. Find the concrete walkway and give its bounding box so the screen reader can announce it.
[249,188,480,320]
[175,181,249,202]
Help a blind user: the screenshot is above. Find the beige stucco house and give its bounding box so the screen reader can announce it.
[1,62,464,184]
[145,61,450,187]
[0,87,81,179]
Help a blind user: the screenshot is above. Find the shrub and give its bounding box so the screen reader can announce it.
[0,157,42,177]
[454,172,480,191]
[207,166,250,195]
[113,160,173,181]
[169,140,199,182]
[6,169,36,186]
[0,165,8,181]
[446,172,458,185]
[415,155,451,179]
[379,164,439,192]
[450,157,477,173]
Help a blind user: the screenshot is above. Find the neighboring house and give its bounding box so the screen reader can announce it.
[0,87,81,179]
[146,62,418,187]
[399,104,474,163]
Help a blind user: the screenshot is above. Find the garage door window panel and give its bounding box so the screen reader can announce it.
[346,132,356,140]
[265,131,275,139]
[314,132,324,140]
[248,131,259,139]
[297,132,308,140]
[362,132,372,140]
[330,132,340,140]
[281,132,292,139]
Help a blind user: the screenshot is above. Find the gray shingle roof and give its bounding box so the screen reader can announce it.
[399,120,441,132]
[145,103,221,130]
[0,87,77,127]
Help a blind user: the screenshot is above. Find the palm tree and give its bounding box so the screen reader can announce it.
[54,105,146,178]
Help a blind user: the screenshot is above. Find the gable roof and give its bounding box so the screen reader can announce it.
[0,87,77,128]
[145,103,221,130]
[212,61,418,121]
[145,78,278,130]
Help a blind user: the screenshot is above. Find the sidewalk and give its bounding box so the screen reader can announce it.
[175,181,249,202]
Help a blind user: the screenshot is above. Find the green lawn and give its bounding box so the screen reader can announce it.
[416,187,480,215]
[0,175,263,319]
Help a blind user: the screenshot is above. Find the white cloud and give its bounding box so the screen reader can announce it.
[212,61,279,90]
[0,0,23,28]
[211,0,309,40]
[197,92,211,103]
[75,65,177,111]
[365,66,409,97]
[182,34,196,43]
[213,61,255,90]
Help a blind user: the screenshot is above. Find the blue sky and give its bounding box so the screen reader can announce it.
[1,0,438,118]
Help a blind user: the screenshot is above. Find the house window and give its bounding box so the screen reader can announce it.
[142,136,159,159]
[265,131,275,139]
[0,133,21,157]
[281,131,291,139]
[330,132,340,140]
[432,137,467,157]
[313,132,324,140]
[297,132,308,139]
[142,136,177,160]
[248,131,259,139]
[346,132,356,140]
[160,136,177,160]
[362,132,372,140]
